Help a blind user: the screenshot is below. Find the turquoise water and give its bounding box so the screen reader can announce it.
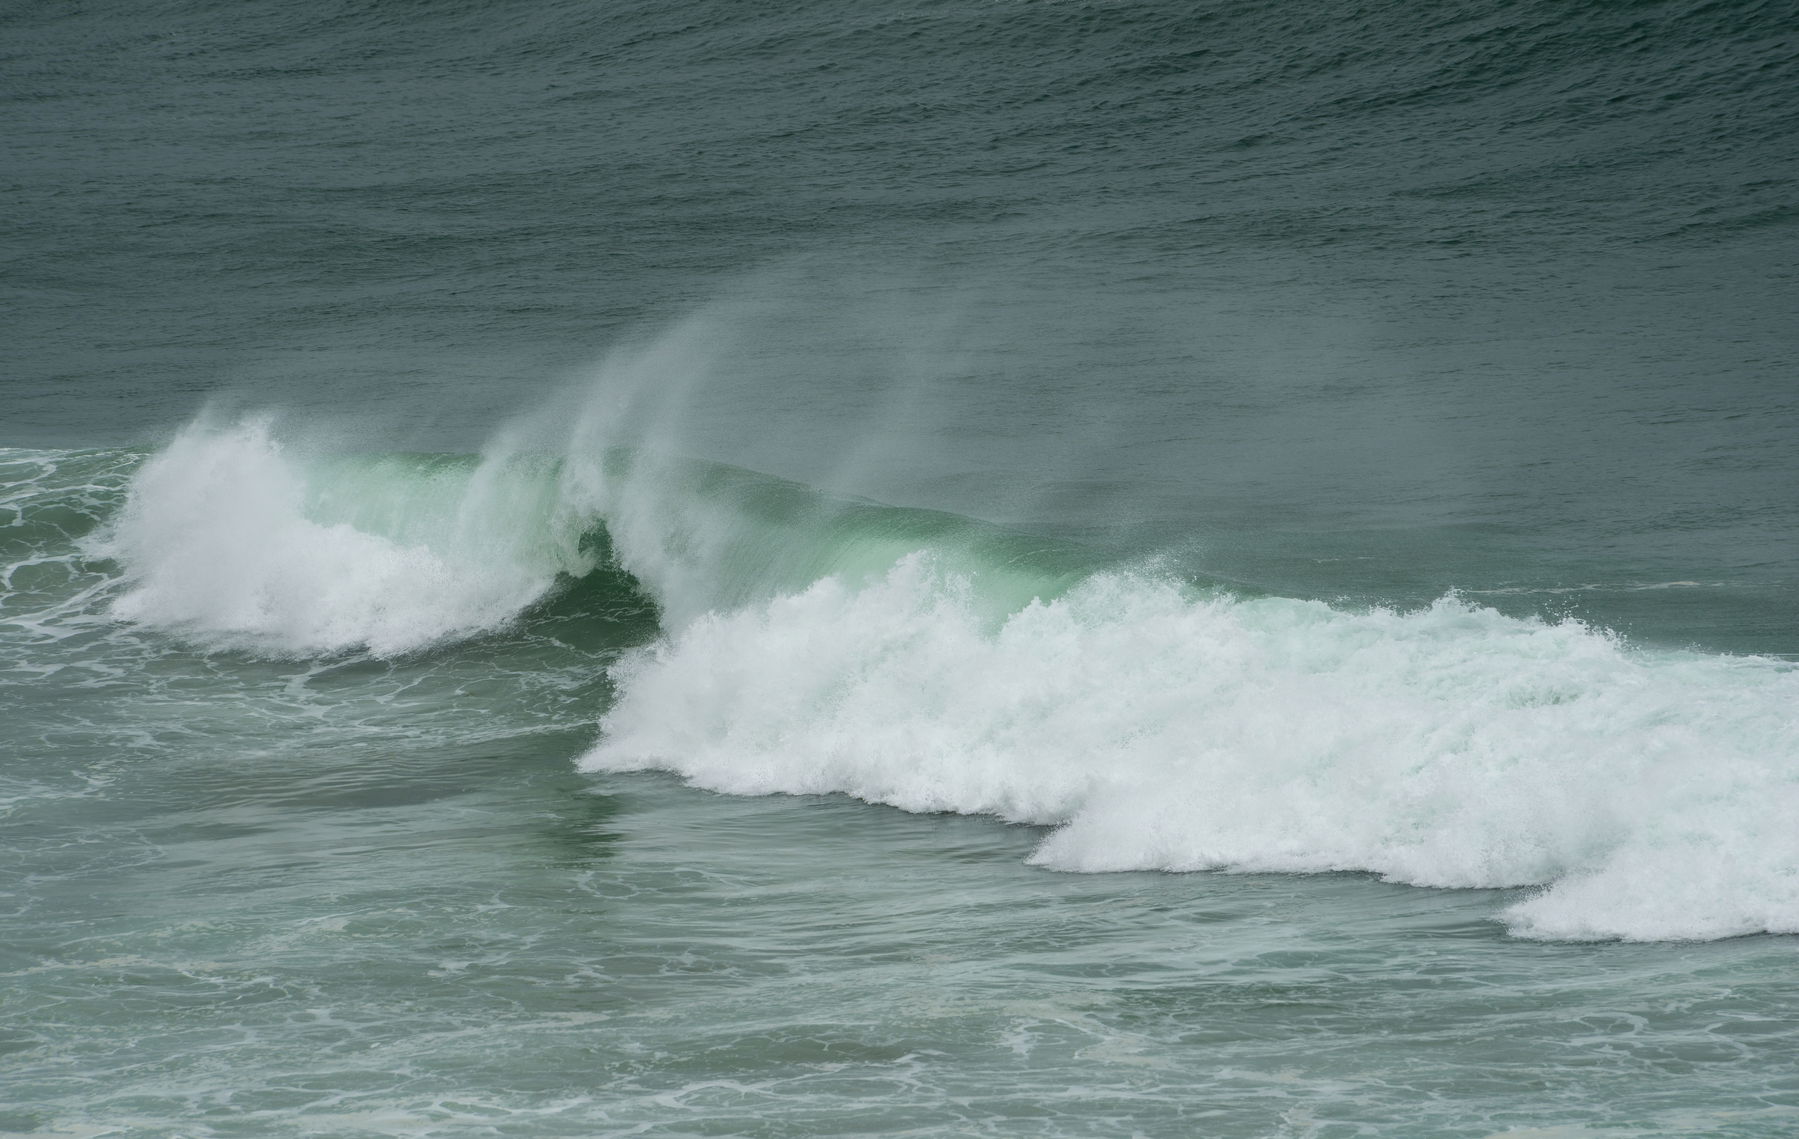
[6,0,1799,1135]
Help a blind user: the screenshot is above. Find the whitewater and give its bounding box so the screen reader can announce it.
[68,378,1799,946]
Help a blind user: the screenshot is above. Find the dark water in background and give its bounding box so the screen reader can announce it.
[5,1,1799,1135]
[8,0,1799,649]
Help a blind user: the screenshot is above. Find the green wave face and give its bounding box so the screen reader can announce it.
[7,417,1099,659]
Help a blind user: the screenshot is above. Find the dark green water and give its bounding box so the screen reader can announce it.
[4,1,1799,1135]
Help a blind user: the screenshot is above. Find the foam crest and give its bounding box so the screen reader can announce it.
[582,556,1799,942]
[95,419,591,655]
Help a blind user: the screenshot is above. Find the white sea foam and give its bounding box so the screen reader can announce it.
[95,418,589,656]
[97,407,1799,941]
[582,555,1799,942]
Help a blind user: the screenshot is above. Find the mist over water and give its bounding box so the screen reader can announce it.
[6,0,1799,1135]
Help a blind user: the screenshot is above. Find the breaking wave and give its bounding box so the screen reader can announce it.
[72,407,1799,942]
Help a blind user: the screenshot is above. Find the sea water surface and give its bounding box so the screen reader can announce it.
[5,0,1799,1136]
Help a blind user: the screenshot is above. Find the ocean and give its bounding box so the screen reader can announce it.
[4,0,1798,1135]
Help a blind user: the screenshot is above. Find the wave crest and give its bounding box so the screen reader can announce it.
[94,418,594,656]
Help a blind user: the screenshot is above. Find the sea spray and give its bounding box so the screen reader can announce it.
[94,417,594,656]
[582,555,1799,942]
[91,407,1079,655]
